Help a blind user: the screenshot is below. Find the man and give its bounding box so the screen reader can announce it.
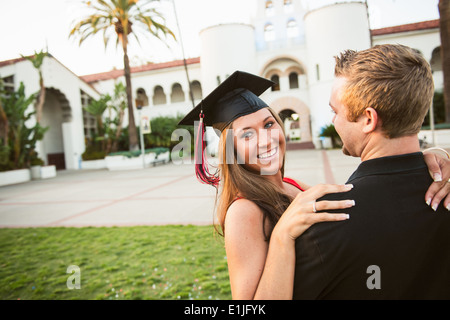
[293,44,450,299]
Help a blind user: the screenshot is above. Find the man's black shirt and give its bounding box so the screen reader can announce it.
[293,152,450,299]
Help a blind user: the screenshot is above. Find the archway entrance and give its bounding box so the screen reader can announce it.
[270,96,314,150]
[40,88,72,169]
[279,109,301,142]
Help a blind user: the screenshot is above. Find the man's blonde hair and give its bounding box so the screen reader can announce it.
[334,44,434,138]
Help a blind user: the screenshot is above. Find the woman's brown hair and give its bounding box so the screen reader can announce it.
[215,107,293,241]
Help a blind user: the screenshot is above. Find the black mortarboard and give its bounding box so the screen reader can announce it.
[178,70,274,131]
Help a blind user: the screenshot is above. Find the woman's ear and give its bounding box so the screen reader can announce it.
[362,107,380,134]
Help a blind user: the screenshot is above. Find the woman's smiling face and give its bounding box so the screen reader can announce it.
[231,108,285,176]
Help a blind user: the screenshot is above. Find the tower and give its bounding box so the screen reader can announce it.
[304,1,371,144]
[199,23,257,96]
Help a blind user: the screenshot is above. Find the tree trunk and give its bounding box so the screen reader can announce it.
[0,100,8,147]
[439,0,450,123]
[122,34,139,151]
[35,71,45,123]
[111,107,125,153]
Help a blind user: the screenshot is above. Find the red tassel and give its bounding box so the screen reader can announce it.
[195,112,220,188]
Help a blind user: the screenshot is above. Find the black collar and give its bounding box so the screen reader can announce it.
[348,152,426,182]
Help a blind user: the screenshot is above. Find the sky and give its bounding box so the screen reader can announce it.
[0,0,440,76]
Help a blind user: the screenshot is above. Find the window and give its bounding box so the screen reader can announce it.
[136,88,149,107]
[1,75,14,94]
[284,0,293,13]
[287,19,298,38]
[430,46,442,72]
[153,86,167,105]
[264,23,275,42]
[170,83,185,103]
[289,72,299,89]
[265,0,274,16]
[270,75,280,91]
[191,80,202,100]
[81,90,96,139]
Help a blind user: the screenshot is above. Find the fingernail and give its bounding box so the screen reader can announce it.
[433,173,442,182]
[432,203,438,211]
[426,198,432,206]
[346,200,356,207]
[446,204,450,211]
[345,184,354,190]
[341,214,350,220]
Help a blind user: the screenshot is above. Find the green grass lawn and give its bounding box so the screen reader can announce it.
[0,225,231,300]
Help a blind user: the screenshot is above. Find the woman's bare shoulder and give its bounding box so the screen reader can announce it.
[225,199,265,238]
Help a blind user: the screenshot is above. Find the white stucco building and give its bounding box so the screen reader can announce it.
[0,0,443,169]
[0,55,100,170]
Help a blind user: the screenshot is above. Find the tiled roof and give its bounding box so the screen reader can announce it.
[0,53,100,94]
[0,56,28,68]
[371,19,439,36]
[80,57,201,83]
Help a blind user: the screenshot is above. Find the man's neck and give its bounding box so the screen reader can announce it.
[360,134,421,162]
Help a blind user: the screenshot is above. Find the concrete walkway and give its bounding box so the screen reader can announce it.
[0,149,361,228]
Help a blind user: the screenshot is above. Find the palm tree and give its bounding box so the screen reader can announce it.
[22,50,47,124]
[70,0,175,151]
[439,0,450,123]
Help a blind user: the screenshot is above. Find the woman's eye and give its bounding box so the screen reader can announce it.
[264,121,274,129]
[241,130,254,139]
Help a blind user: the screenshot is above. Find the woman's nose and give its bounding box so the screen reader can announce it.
[258,129,280,149]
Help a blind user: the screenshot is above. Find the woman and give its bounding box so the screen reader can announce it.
[179,71,450,299]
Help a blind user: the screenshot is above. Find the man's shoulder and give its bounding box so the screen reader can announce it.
[318,177,367,202]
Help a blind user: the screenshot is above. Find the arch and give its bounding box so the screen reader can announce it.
[259,55,307,78]
[264,68,283,79]
[288,72,299,89]
[270,96,312,142]
[284,65,305,77]
[270,74,280,91]
[170,83,185,103]
[136,87,149,107]
[41,87,73,169]
[279,109,300,141]
[430,46,442,72]
[152,85,167,105]
[287,19,299,38]
[45,87,72,123]
[264,23,275,41]
[265,0,274,16]
[191,80,203,100]
[284,0,293,13]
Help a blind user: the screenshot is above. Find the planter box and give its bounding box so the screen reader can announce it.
[30,166,41,179]
[81,159,107,170]
[152,151,170,166]
[320,137,333,149]
[0,168,31,187]
[105,153,156,171]
[31,165,57,180]
[41,165,57,179]
[419,129,450,148]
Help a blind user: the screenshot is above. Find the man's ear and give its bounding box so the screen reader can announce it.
[362,107,379,134]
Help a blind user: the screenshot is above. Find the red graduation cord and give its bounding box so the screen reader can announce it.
[195,111,220,188]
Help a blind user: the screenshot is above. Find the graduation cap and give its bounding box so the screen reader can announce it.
[178,70,274,130]
[178,70,274,187]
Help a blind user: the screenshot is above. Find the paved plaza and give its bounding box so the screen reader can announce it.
[0,149,361,228]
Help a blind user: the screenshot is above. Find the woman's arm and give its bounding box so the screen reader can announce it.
[225,184,354,300]
[224,199,269,299]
